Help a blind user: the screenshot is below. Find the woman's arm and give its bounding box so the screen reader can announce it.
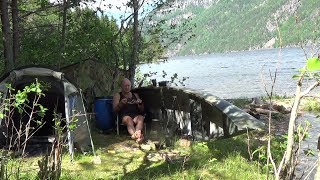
[113,93,121,112]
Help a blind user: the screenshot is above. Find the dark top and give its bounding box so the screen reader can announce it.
[119,92,142,119]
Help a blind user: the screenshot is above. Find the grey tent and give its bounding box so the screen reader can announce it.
[0,66,93,156]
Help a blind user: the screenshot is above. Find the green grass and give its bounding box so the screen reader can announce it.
[260,94,292,101]
[228,95,293,109]
[2,129,288,180]
[24,95,313,179]
[120,135,268,180]
[301,97,320,112]
[227,98,252,109]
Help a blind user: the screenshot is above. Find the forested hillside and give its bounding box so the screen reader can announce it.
[151,0,320,55]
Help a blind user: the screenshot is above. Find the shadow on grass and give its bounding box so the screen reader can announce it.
[85,128,267,179]
[92,130,128,149]
[122,156,134,175]
[121,137,251,179]
[79,161,95,170]
[121,152,184,180]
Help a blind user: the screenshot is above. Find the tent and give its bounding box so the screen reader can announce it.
[0,66,93,157]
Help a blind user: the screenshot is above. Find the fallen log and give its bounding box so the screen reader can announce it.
[254,108,279,115]
[249,103,291,114]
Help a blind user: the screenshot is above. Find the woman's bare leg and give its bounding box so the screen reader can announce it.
[122,116,135,136]
[133,115,144,132]
[133,115,144,143]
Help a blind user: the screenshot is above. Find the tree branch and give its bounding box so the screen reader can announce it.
[19,4,61,19]
[301,81,320,97]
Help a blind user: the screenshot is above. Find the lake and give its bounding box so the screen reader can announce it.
[138,47,318,99]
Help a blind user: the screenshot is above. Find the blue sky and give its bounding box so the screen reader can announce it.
[50,0,159,25]
[92,0,158,24]
[85,0,132,22]
[49,0,130,20]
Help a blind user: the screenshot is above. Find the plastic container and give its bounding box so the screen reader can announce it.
[94,97,114,130]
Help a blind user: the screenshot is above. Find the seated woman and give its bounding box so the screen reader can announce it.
[113,78,144,143]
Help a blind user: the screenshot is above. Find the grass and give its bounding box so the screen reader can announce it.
[115,135,268,180]
[275,96,320,113]
[263,94,291,101]
[301,97,320,112]
[44,96,308,179]
[228,94,292,109]
[227,98,252,109]
[1,130,289,180]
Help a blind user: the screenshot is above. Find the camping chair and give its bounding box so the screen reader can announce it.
[116,114,147,135]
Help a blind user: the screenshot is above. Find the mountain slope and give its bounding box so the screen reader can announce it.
[153,0,320,55]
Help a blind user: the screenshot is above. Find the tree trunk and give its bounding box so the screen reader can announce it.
[284,83,302,177]
[59,0,68,69]
[11,0,19,65]
[110,40,120,92]
[0,0,14,72]
[129,0,139,87]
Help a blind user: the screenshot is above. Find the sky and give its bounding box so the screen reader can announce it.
[49,0,131,21]
[50,0,159,25]
[84,0,132,21]
[88,0,160,23]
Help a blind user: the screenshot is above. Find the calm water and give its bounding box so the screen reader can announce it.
[138,47,318,99]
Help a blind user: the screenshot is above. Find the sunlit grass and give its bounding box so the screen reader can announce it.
[2,94,298,180]
[301,97,320,112]
[3,130,288,180]
[228,98,252,109]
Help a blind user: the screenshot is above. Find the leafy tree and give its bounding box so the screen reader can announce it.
[1,0,167,83]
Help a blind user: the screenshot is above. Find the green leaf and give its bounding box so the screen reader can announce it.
[5,83,14,90]
[304,148,315,156]
[208,158,217,162]
[307,57,320,71]
[18,107,23,114]
[298,68,304,72]
[292,74,301,79]
[0,113,4,119]
[69,124,77,130]
[36,88,42,93]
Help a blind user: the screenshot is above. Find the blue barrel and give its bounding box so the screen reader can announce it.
[94,97,114,130]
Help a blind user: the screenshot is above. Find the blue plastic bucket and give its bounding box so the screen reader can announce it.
[94,97,114,130]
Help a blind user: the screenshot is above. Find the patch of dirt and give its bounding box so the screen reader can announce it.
[106,138,141,153]
[98,132,191,164]
[146,149,189,163]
